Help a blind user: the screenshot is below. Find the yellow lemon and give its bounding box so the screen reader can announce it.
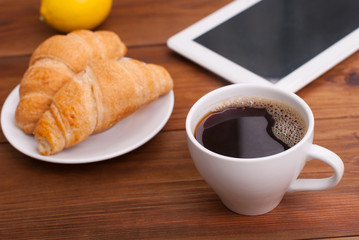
[40,0,112,33]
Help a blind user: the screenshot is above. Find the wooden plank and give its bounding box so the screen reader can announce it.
[0,0,232,57]
[298,51,359,119]
[0,116,358,239]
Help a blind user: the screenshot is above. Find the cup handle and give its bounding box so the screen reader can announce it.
[288,144,344,192]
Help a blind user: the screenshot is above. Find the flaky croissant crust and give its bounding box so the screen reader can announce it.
[15,30,127,134]
[33,58,173,156]
[15,30,173,156]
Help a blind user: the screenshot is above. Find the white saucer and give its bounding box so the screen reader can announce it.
[1,85,174,164]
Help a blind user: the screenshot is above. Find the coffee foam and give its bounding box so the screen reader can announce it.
[211,97,307,147]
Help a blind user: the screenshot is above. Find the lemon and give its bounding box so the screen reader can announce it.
[40,0,112,33]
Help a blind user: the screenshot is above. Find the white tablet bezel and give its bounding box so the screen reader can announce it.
[167,0,359,92]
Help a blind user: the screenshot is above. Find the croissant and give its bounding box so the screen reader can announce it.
[15,30,127,134]
[33,58,174,155]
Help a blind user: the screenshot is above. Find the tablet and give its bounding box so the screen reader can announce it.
[167,0,359,92]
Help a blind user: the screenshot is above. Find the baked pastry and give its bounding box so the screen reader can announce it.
[33,58,174,155]
[15,30,127,134]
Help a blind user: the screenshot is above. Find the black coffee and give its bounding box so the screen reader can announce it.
[195,97,307,158]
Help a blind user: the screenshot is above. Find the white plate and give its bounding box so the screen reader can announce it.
[1,85,174,164]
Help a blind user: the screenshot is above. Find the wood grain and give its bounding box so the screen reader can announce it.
[0,0,359,239]
[0,0,232,57]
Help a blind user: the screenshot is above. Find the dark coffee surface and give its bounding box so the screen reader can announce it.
[195,107,289,158]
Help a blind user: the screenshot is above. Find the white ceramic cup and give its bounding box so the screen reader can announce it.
[186,83,344,216]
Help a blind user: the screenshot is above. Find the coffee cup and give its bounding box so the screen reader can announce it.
[186,83,344,215]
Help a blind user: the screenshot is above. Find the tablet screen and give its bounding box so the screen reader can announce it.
[194,0,359,82]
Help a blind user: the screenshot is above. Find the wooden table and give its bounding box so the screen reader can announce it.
[1,0,358,239]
